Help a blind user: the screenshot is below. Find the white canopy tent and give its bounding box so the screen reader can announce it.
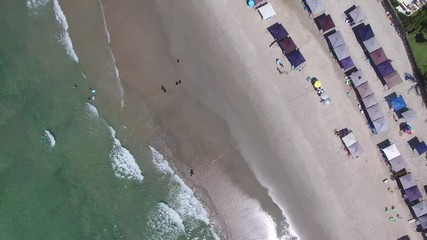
[382,144,401,160]
[342,132,357,147]
[258,3,276,20]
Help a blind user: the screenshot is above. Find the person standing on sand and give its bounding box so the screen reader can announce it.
[161,85,167,93]
[190,169,194,176]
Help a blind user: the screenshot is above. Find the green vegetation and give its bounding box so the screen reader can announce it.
[398,6,427,34]
[397,5,427,79]
[408,32,427,75]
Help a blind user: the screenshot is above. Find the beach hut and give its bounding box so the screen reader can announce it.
[354,24,375,42]
[402,109,417,125]
[369,48,388,65]
[412,201,427,217]
[372,116,389,134]
[399,173,417,190]
[362,94,378,108]
[315,14,335,33]
[267,22,288,41]
[389,155,407,172]
[278,36,297,55]
[349,6,366,24]
[339,56,355,72]
[363,37,381,53]
[382,144,401,160]
[417,142,427,155]
[388,95,407,112]
[258,3,276,20]
[341,132,363,158]
[349,70,367,87]
[286,50,305,68]
[327,31,345,49]
[333,44,351,61]
[405,185,423,202]
[366,104,384,121]
[383,71,403,88]
[418,215,427,230]
[376,60,395,78]
[306,0,325,16]
[356,82,373,98]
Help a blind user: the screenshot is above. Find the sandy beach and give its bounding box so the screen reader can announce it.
[60,0,427,239]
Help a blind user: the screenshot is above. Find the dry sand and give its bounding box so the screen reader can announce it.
[62,0,427,239]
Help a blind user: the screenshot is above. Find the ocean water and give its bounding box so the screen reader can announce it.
[0,0,219,239]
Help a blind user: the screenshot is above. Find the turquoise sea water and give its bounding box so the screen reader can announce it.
[0,0,218,239]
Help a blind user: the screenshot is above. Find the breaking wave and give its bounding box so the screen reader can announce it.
[85,103,99,118]
[109,127,143,182]
[147,202,186,240]
[42,129,56,148]
[149,146,220,239]
[52,0,79,62]
[26,0,49,11]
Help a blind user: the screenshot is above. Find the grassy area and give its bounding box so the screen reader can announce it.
[407,32,427,76]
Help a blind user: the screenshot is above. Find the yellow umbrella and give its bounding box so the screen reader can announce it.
[314,80,321,88]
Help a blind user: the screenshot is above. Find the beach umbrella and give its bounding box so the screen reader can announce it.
[376,60,395,78]
[248,0,255,8]
[369,48,388,65]
[267,22,288,41]
[349,70,367,87]
[382,144,401,160]
[383,70,403,88]
[402,109,417,125]
[398,173,417,190]
[363,37,381,53]
[412,201,427,217]
[349,6,366,23]
[314,80,321,88]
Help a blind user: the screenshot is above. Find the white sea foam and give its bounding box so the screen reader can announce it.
[85,103,99,118]
[149,146,210,224]
[53,0,79,62]
[147,202,186,240]
[43,129,56,148]
[98,0,124,108]
[109,127,143,182]
[26,0,49,10]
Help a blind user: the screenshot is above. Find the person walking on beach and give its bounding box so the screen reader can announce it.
[161,85,167,93]
[190,169,194,176]
[276,58,284,68]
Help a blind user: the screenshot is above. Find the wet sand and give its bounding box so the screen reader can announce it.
[61,0,427,239]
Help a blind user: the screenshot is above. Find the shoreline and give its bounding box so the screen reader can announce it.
[61,0,427,239]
